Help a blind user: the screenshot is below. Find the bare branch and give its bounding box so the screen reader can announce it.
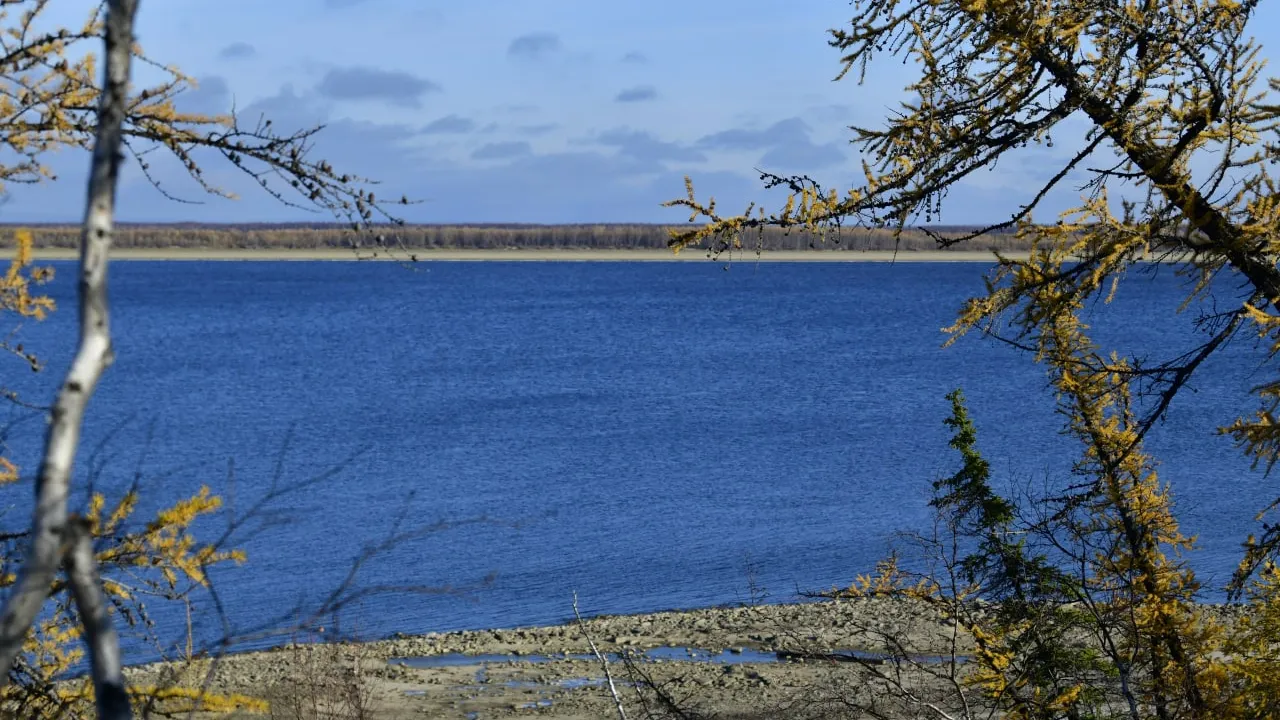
[573,592,628,720]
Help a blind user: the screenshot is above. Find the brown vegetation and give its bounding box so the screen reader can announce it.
[0,223,1031,253]
[266,630,376,720]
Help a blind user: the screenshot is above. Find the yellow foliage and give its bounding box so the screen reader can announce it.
[0,479,252,717]
[57,682,268,715]
[0,231,252,715]
[667,1,1280,717]
[841,555,941,601]
[0,3,240,201]
[0,0,407,712]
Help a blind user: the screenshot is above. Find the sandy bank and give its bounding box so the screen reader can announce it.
[28,248,1024,262]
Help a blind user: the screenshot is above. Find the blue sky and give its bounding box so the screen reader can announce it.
[7,0,1280,224]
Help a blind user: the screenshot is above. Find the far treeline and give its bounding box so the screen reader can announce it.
[0,223,1033,253]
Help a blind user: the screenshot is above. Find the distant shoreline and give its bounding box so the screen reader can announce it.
[29,248,1024,263]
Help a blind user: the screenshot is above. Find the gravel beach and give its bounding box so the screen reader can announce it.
[125,597,965,719]
[117,597,1252,719]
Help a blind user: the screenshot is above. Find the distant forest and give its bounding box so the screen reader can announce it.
[0,223,1037,252]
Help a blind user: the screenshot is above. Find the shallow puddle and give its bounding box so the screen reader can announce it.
[388,645,904,670]
[642,647,779,664]
[390,652,595,669]
[396,647,969,711]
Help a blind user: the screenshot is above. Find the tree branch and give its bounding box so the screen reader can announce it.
[0,0,137,704]
[64,517,130,720]
[573,592,627,720]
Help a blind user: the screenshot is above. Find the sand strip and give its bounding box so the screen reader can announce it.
[27,248,1023,262]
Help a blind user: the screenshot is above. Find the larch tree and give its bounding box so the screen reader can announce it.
[667,1,1280,718]
[0,1,408,718]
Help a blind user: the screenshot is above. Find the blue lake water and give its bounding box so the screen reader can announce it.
[0,260,1273,658]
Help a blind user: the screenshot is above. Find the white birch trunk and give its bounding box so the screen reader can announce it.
[0,2,139,718]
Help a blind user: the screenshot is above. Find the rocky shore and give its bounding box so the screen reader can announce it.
[121,597,956,719]
[124,598,1250,719]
